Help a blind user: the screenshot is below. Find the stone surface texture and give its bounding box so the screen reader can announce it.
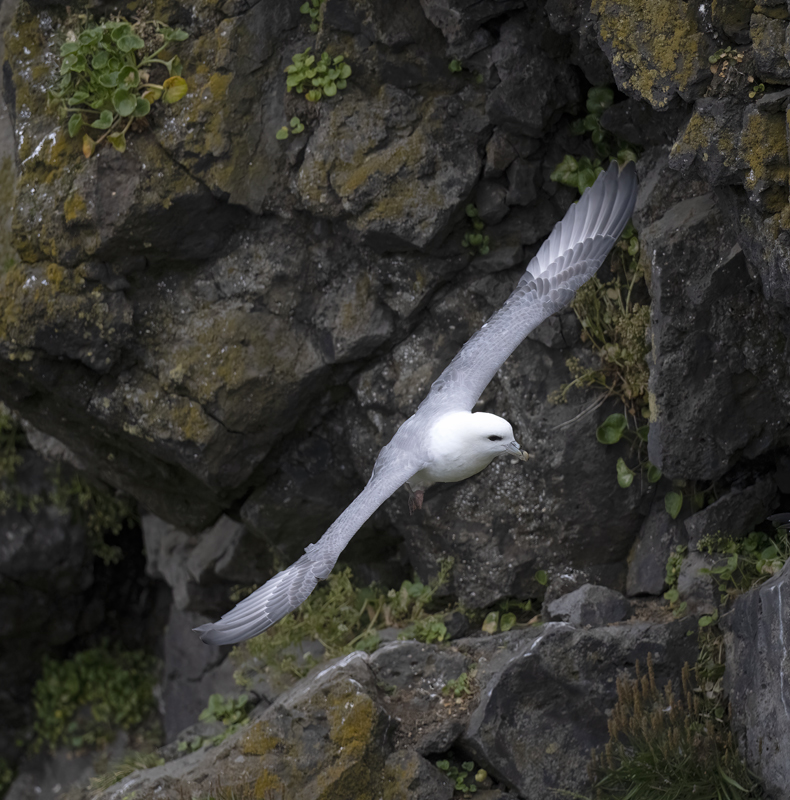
[2,0,790,796]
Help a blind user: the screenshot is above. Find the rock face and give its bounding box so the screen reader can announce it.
[2,0,790,795]
[723,561,790,800]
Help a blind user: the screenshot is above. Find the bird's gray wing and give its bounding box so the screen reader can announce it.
[194,446,426,646]
[416,161,638,416]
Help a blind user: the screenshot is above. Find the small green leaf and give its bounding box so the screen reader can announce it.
[500,612,516,632]
[481,611,498,634]
[67,114,83,137]
[665,491,683,519]
[636,425,649,442]
[550,153,580,187]
[275,127,289,140]
[112,88,136,117]
[646,462,662,483]
[596,413,627,444]
[323,82,338,97]
[90,109,114,129]
[169,29,190,41]
[61,41,81,56]
[306,88,322,101]
[133,97,151,117]
[535,569,548,586]
[586,86,614,115]
[99,71,120,88]
[616,457,634,488]
[117,33,145,52]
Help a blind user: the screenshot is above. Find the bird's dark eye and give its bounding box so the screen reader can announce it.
[488,435,503,441]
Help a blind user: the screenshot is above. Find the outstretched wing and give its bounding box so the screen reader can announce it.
[417,161,637,416]
[194,447,425,645]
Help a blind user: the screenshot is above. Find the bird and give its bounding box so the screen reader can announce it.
[195,160,638,646]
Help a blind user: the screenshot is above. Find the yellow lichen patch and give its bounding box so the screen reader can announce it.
[592,0,706,108]
[167,397,216,444]
[312,686,383,798]
[327,688,376,758]
[63,192,89,225]
[671,111,737,169]
[241,722,282,756]
[253,769,284,799]
[739,109,789,188]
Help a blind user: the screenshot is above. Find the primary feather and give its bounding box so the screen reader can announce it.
[195,161,638,646]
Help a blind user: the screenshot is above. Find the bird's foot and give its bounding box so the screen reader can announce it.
[408,489,424,515]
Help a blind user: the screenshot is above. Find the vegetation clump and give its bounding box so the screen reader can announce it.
[32,643,157,750]
[698,526,790,604]
[0,405,136,564]
[435,758,487,795]
[461,204,490,255]
[590,655,761,799]
[233,560,454,681]
[285,48,351,102]
[49,15,189,157]
[299,0,326,33]
[551,86,637,193]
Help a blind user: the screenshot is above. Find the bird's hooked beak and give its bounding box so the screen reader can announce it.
[506,440,529,461]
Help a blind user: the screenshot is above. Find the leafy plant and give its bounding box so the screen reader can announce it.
[49,16,189,157]
[275,116,305,140]
[233,560,455,682]
[551,86,636,193]
[698,527,790,604]
[442,671,475,698]
[590,655,761,799]
[449,59,463,73]
[709,45,734,64]
[436,759,483,794]
[299,0,326,33]
[594,413,661,489]
[32,643,157,750]
[199,693,250,731]
[285,48,351,102]
[549,222,650,419]
[748,81,765,100]
[461,204,490,255]
[52,471,137,565]
[663,544,688,617]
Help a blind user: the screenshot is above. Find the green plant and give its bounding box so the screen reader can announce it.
[551,87,637,193]
[88,752,165,796]
[52,471,137,565]
[275,116,305,140]
[594,413,661,490]
[549,221,650,420]
[449,59,463,73]
[436,759,483,794]
[698,527,790,604]
[590,656,761,799]
[442,671,475,698]
[233,560,455,682]
[663,544,688,617]
[299,0,326,32]
[709,45,734,64]
[199,693,250,731]
[49,16,189,157]
[285,48,351,102]
[32,643,157,750]
[461,204,490,255]
[748,81,765,100]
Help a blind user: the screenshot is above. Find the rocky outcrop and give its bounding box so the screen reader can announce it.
[2,0,790,795]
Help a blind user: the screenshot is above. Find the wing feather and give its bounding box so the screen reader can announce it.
[194,450,425,646]
[417,161,637,415]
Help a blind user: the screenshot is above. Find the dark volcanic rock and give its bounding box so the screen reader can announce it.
[723,561,790,799]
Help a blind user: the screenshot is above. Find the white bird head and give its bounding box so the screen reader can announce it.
[464,412,529,461]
